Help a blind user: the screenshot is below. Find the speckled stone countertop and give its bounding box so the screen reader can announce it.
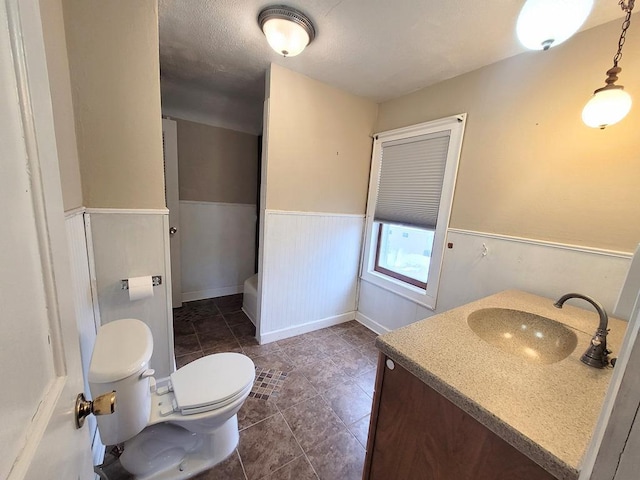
[375,290,627,480]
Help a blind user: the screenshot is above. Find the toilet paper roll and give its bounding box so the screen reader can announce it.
[127,275,154,301]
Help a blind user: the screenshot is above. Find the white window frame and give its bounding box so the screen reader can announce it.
[360,114,467,310]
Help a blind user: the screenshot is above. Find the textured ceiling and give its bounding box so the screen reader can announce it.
[159,0,626,134]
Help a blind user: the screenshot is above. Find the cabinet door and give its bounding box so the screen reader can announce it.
[367,358,556,480]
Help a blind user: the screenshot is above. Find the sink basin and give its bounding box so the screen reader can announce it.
[467,308,578,365]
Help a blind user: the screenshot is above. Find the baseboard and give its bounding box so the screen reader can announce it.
[182,285,243,303]
[259,312,356,344]
[355,311,391,335]
[242,306,256,327]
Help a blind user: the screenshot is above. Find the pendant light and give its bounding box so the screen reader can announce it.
[517,0,594,50]
[258,5,316,57]
[582,1,635,129]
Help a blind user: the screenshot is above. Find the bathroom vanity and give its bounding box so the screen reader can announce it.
[363,290,627,480]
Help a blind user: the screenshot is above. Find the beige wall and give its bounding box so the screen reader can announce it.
[377,18,640,253]
[266,64,378,214]
[62,0,165,209]
[39,0,82,211]
[176,119,259,204]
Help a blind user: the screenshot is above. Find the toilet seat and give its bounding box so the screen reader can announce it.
[170,352,255,415]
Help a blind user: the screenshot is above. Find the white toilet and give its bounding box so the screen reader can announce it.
[89,318,255,480]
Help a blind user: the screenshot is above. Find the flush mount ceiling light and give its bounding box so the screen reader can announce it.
[258,5,316,57]
[516,0,593,50]
[582,0,635,129]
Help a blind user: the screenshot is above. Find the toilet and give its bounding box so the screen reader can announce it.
[89,318,255,480]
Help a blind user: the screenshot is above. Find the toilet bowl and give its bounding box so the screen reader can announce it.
[89,319,255,480]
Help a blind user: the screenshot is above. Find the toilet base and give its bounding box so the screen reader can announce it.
[119,414,239,480]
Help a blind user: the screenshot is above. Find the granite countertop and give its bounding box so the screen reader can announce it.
[375,290,627,480]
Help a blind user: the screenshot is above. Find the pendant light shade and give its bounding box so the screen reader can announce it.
[259,6,316,57]
[582,1,635,129]
[516,0,593,50]
[582,87,632,129]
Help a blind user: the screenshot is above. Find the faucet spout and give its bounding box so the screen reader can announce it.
[553,292,610,369]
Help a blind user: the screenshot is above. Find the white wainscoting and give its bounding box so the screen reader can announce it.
[179,201,257,302]
[86,209,174,379]
[357,229,633,333]
[259,210,365,343]
[64,208,103,465]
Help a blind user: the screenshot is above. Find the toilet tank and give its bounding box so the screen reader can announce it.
[89,318,154,445]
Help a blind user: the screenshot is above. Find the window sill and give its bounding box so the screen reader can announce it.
[360,270,437,310]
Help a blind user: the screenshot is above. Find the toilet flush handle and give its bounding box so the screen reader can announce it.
[140,369,155,379]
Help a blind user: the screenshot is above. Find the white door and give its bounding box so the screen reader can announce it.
[162,118,182,308]
[1,1,93,478]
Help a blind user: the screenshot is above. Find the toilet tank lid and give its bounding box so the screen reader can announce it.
[89,319,153,384]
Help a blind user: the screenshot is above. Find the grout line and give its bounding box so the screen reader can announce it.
[318,391,368,454]
[279,408,322,479]
[238,408,280,432]
[234,448,249,480]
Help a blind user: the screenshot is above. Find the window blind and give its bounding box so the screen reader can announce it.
[374,130,451,229]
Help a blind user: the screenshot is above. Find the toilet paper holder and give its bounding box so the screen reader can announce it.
[121,276,162,290]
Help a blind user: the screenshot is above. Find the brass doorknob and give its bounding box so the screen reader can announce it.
[75,391,116,428]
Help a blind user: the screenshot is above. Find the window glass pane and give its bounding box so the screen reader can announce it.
[377,223,434,285]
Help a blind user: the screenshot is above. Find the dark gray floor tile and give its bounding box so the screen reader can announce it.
[281,395,347,451]
[327,320,359,333]
[203,343,244,355]
[225,310,253,327]
[331,347,374,377]
[338,328,376,348]
[238,413,303,480]
[198,327,239,351]
[191,449,247,479]
[274,370,318,411]
[297,357,351,392]
[173,318,196,336]
[358,341,380,364]
[300,328,335,341]
[315,334,351,356]
[346,322,378,338]
[175,351,203,369]
[282,342,328,368]
[214,293,243,308]
[264,455,318,480]
[238,396,279,430]
[242,342,282,359]
[252,352,295,373]
[230,321,256,337]
[191,313,228,334]
[347,414,371,449]
[276,335,310,350]
[306,430,365,480]
[174,333,201,356]
[354,367,377,398]
[323,380,373,425]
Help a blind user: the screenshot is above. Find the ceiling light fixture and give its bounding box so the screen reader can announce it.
[258,5,316,57]
[582,0,635,129]
[516,0,593,50]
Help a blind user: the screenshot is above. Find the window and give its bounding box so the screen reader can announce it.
[375,224,433,289]
[361,115,467,309]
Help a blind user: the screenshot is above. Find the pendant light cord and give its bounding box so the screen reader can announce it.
[614,0,635,67]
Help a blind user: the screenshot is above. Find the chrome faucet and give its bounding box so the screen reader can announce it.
[553,293,611,368]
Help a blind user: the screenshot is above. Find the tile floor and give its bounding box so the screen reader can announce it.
[101,294,379,480]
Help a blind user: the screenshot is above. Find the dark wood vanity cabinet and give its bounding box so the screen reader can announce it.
[363,355,558,480]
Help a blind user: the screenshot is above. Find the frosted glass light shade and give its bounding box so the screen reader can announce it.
[517,0,593,50]
[582,88,632,129]
[262,17,310,57]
